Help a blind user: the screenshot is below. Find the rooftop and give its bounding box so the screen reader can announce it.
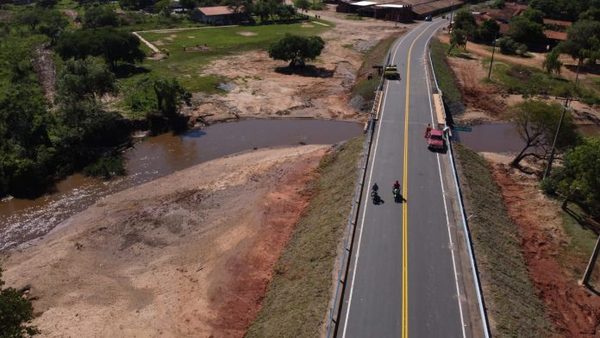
[198,6,235,16]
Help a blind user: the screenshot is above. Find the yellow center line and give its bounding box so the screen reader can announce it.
[402,25,434,338]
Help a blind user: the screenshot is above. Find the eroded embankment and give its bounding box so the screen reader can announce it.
[2,145,328,337]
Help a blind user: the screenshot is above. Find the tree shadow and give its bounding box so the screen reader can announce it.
[563,203,600,235]
[565,64,600,76]
[113,64,151,78]
[275,65,334,78]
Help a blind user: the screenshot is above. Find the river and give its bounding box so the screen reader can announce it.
[0,119,363,251]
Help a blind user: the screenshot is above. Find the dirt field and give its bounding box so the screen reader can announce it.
[439,33,600,126]
[191,7,404,124]
[2,145,328,337]
[489,162,600,337]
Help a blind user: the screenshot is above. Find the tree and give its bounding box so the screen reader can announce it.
[543,47,563,75]
[83,6,120,28]
[522,8,544,24]
[508,16,545,47]
[0,267,38,337]
[529,0,589,21]
[475,19,499,43]
[180,0,197,10]
[510,100,579,167]
[448,29,467,53]
[558,20,600,84]
[36,0,57,8]
[276,4,296,21]
[579,8,600,21]
[294,0,310,11]
[453,10,476,38]
[554,137,600,218]
[118,0,154,10]
[491,0,505,8]
[37,9,68,43]
[497,36,528,55]
[56,29,145,69]
[269,34,324,67]
[56,58,116,106]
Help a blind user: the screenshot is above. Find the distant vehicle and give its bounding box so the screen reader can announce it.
[427,128,446,151]
[384,65,400,80]
[425,15,432,21]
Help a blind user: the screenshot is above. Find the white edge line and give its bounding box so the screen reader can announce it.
[340,23,425,338]
[422,22,467,338]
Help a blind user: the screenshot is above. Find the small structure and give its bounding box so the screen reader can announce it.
[192,6,237,25]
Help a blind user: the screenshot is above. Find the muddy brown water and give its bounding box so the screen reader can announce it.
[455,123,600,153]
[0,119,362,251]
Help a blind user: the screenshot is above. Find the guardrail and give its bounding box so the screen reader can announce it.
[428,42,491,338]
[325,70,386,338]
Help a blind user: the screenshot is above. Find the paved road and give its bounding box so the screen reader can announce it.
[337,20,468,338]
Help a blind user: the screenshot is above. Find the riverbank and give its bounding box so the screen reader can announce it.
[1,145,328,337]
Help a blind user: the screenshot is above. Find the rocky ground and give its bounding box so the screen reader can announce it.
[189,6,406,124]
[2,145,328,337]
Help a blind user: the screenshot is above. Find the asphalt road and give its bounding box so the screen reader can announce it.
[337,19,468,338]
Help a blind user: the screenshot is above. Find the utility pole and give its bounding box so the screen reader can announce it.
[543,97,571,180]
[487,33,497,80]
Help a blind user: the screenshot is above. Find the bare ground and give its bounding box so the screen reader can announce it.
[190,8,405,124]
[442,43,600,126]
[489,160,600,337]
[2,145,328,337]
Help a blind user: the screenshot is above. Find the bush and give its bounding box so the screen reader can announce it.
[83,154,125,179]
[0,268,39,337]
[497,37,528,56]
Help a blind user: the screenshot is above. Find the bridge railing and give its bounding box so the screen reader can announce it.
[427,41,491,338]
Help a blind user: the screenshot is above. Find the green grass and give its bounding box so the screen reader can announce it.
[430,38,464,114]
[133,23,328,93]
[455,144,554,337]
[246,136,364,337]
[351,34,398,103]
[490,61,600,105]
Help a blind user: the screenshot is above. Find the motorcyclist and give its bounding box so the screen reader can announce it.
[425,123,432,138]
[393,180,400,191]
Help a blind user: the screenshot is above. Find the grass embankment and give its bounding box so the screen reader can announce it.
[430,38,464,115]
[135,23,328,93]
[351,35,398,104]
[246,136,364,337]
[454,144,554,337]
[490,62,600,105]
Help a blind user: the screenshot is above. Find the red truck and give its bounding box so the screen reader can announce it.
[426,128,446,151]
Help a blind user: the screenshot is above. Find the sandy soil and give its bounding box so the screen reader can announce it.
[2,145,328,337]
[190,7,405,124]
[489,161,600,337]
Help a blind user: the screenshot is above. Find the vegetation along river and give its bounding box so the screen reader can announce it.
[0,119,362,251]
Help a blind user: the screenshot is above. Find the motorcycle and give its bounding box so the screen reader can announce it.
[393,187,401,203]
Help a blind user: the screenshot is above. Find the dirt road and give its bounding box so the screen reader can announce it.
[2,145,328,337]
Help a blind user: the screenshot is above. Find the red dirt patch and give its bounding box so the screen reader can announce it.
[491,165,600,337]
[207,154,321,337]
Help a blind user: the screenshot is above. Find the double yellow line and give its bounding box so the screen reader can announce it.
[402,25,433,338]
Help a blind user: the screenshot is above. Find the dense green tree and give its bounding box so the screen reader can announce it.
[15,8,68,42]
[269,34,324,67]
[180,0,197,9]
[83,5,120,28]
[448,29,467,53]
[543,47,563,75]
[510,100,580,167]
[56,58,116,107]
[554,137,600,217]
[497,36,528,55]
[56,29,145,69]
[559,20,600,68]
[294,0,310,11]
[491,0,505,8]
[508,16,545,47]
[522,8,544,24]
[475,19,500,43]
[0,267,38,337]
[276,4,296,21]
[36,0,57,8]
[452,10,476,38]
[579,7,600,21]
[118,0,154,10]
[529,0,597,21]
